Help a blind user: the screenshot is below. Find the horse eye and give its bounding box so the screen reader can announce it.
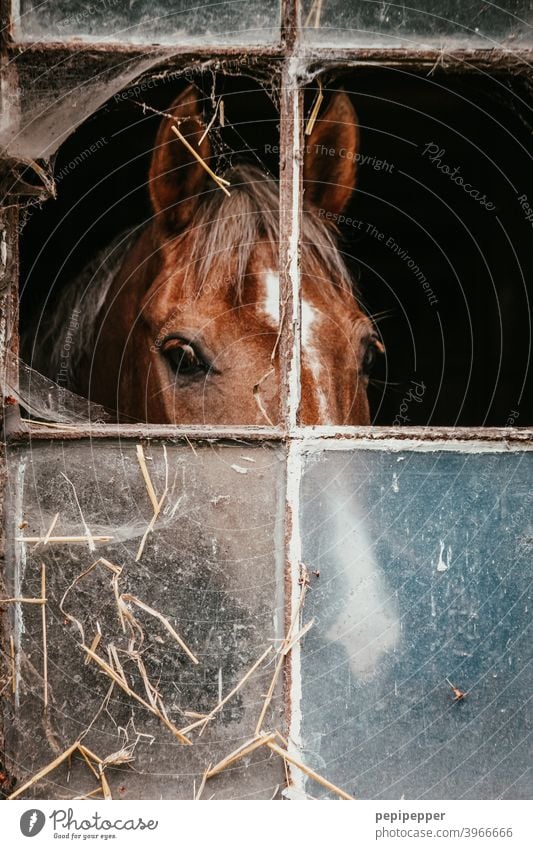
[362,339,382,375]
[162,340,206,377]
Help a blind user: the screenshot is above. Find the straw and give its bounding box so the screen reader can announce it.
[171,125,231,196]
[266,741,354,800]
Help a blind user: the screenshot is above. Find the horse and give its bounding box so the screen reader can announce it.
[36,85,380,426]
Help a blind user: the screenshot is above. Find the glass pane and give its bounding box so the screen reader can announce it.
[302,1,533,46]
[17,0,280,44]
[298,447,532,799]
[18,77,281,426]
[299,77,533,427]
[4,440,285,799]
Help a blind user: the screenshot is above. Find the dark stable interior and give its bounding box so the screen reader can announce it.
[20,69,533,427]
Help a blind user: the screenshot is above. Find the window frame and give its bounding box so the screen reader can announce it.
[1,0,533,799]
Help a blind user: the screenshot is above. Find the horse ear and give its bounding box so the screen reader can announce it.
[303,91,359,216]
[149,85,210,230]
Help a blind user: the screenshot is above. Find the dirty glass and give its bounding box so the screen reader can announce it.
[301,1,533,46]
[16,0,280,44]
[3,440,285,799]
[297,447,532,799]
[1,52,171,159]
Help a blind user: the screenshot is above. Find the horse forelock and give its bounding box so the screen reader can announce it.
[167,162,355,305]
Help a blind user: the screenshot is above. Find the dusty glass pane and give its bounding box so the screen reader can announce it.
[3,440,285,799]
[298,447,532,799]
[17,0,280,44]
[302,1,533,46]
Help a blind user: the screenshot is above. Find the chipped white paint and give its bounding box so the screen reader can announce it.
[295,433,533,454]
[230,464,248,474]
[13,455,27,710]
[0,228,7,281]
[286,57,302,433]
[392,472,399,493]
[284,61,306,795]
[286,440,305,794]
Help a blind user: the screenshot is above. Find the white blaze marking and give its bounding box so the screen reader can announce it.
[262,271,331,423]
[263,271,280,326]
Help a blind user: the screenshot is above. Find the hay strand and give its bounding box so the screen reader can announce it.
[60,558,122,646]
[8,741,80,799]
[82,645,191,746]
[255,574,309,735]
[171,125,231,196]
[60,472,96,551]
[135,488,167,562]
[266,741,354,800]
[85,625,102,665]
[195,765,210,800]
[305,80,324,136]
[121,593,199,665]
[282,618,314,656]
[179,645,272,736]
[206,733,275,780]
[18,535,112,544]
[0,596,47,604]
[41,512,59,546]
[136,444,159,514]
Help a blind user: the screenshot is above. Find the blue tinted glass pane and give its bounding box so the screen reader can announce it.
[299,447,532,799]
[302,1,533,46]
[18,0,280,44]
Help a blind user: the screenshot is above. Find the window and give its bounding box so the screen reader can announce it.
[1,1,532,801]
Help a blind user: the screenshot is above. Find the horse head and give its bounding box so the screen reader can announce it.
[77,86,380,425]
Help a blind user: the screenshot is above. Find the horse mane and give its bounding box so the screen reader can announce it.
[176,162,354,303]
[36,162,354,389]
